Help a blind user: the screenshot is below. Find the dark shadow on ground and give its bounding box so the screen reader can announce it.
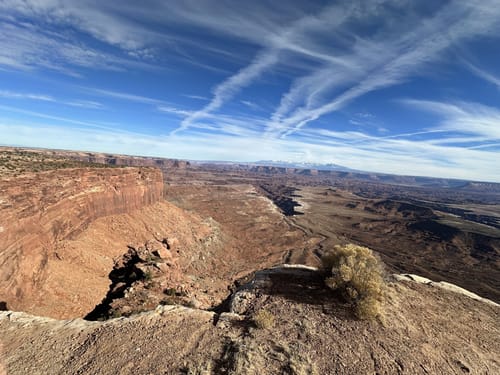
[84,249,145,321]
[215,266,355,320]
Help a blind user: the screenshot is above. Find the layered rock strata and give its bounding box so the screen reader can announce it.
[0,167,163,315]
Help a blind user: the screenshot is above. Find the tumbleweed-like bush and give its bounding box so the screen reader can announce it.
[321,244,385,320]
[253,309,275,329]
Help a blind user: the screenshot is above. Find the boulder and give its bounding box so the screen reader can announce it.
[163,237,179,250]
[154,247,171,260]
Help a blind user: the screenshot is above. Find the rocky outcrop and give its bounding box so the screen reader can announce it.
[84,238,190,321]
[229,265,322,315]
[0,167,164,314]
[48,150,191,170]
[393,273,500,307]
[0,269,498,374]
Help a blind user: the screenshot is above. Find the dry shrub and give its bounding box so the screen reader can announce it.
[322,244,385,320]
[182,361,212,375]
[253,309,275,329]
[218,340,266,375]
[288,353,318,375]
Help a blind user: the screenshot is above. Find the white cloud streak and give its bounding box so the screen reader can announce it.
[0,90,104,109]
[266,0,500,137]
[182,94,209,101]
[0,104,117,131]
[176,2,358,134]
[465,62,500,89]
[177,50,279,133]
[0,90,54,101]
[86,88,165,105]
[401,99,500,141]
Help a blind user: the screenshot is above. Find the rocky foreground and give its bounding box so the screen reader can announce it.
[0,267,499,374]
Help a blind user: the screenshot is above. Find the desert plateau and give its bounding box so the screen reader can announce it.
[0,147,499,374]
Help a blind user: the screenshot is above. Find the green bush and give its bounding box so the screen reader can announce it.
[321,244,385,320]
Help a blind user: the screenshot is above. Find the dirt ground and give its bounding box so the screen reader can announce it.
[1,272,498,374]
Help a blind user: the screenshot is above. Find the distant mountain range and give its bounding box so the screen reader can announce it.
[190,159,357,172]
[191,158,500,192]
[252,160,357,172]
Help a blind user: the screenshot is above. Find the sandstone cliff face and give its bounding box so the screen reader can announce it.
[0,167,164,315]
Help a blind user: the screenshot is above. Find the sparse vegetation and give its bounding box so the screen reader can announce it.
[142,270,153,281]
[181,361,212,375]
[0,149,121,177]
[164,287,177,296]
[144,254,161,264]
[321,243,385,320]
[252,309,275,329]
[216,340,267,375]
[288,353,318,375]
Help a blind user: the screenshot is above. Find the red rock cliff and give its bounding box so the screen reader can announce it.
[47,150,191,169]
[0,167,164,312]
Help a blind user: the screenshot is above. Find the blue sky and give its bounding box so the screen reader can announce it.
[1,1,500,182]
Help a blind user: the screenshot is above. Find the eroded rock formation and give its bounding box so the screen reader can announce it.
[0,167,164,316]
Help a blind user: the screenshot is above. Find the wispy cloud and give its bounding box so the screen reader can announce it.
[265,1,500,137]
[240,100,262,111]
[0,89,104,109]
[177,50,279,133]
[348,111,383,130]
[175,2,356,134]
[86,87,195,116]
[465,62,500,89]
[0,21,106,74]
[0,90,54,101]
[86,88,165,105]
[401,99,500,141]
[0,0,274,73]
[182,94,209,101]
[65,100,104,109]
[0,1,158,52]
[157,105,193,117]
[80,86,264,136]
[0,104,116,131]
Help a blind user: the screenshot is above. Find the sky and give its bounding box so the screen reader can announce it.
[0,1,500,182]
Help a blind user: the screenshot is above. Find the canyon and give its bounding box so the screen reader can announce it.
[0,149,307,319]
[0,147,499,374]
[0,166,164,317]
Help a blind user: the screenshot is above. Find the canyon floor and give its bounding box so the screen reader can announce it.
[0,148,499,374]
